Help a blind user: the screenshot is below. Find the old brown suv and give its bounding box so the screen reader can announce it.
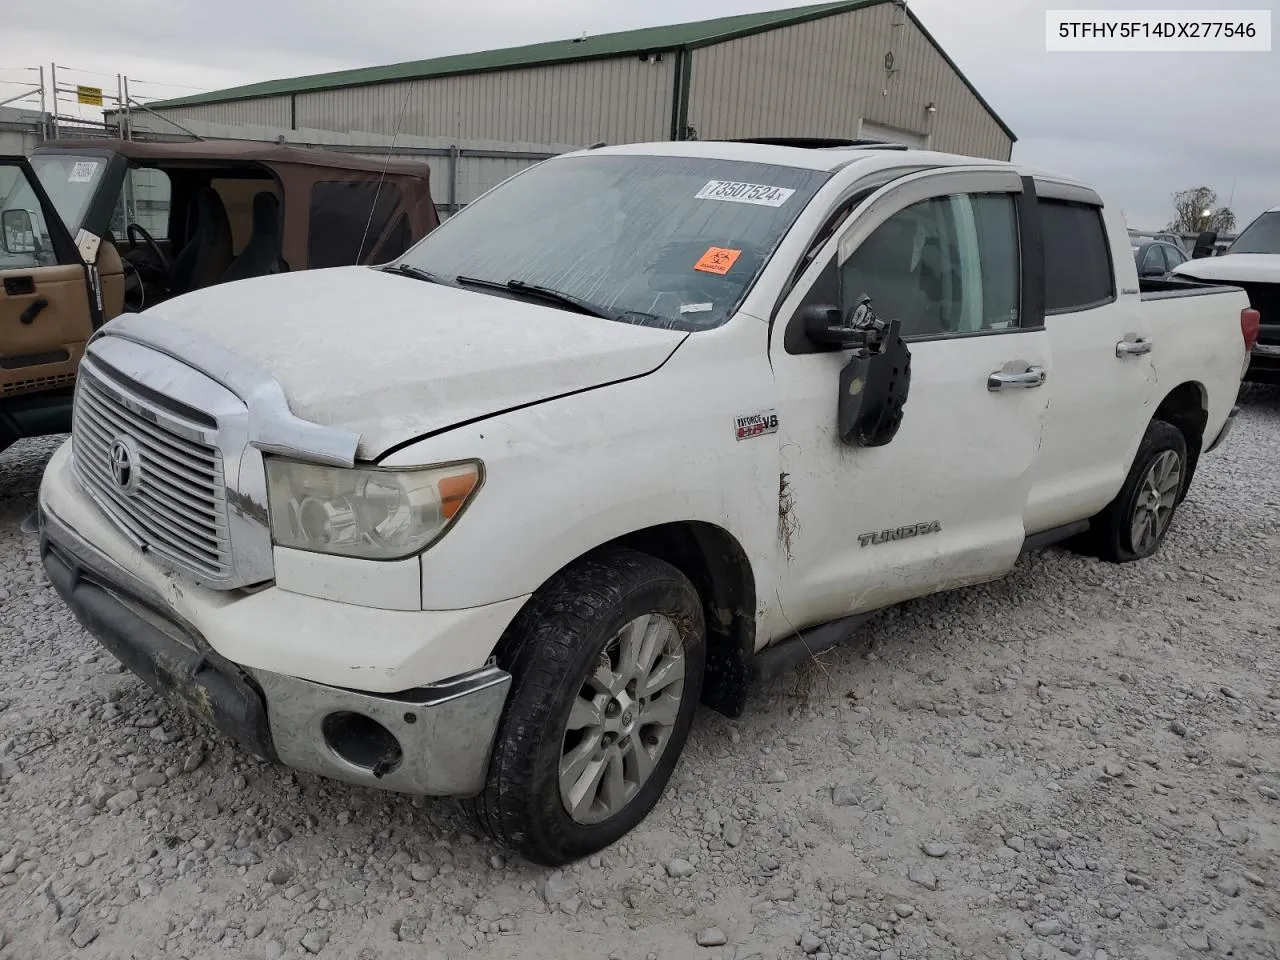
[1,139,439,454]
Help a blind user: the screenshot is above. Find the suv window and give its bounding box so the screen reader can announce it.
[110,167,172,242]
[1141,244,1166,275]
[1163,242,1187,267]
[308,180,401,269]
[0,165,59,269]
[1039,198,1115,312]
[839,192,1020,339]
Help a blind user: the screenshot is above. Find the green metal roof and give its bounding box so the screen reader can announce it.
[148,0,1014,141]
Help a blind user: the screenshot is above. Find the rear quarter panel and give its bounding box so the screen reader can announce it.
[1143,283,1248,442]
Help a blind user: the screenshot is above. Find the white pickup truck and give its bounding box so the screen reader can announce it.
[1172,205,1280,383]
[38,139,1254,865]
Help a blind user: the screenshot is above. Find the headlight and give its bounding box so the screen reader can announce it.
[264,457,482,560]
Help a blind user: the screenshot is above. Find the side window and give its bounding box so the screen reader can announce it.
[839,192,1020,339]
[370,212,412,264]
[1141,245,1166,275]
[110,167,172,242]
[307,181,401,269]
[1165,243,1187,267]
[0,165,58,269]
[1039,198,1115,312]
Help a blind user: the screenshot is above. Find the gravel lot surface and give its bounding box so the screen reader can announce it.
[2,393,1278,960]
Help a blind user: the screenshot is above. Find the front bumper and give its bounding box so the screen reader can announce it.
[40,503,512,797]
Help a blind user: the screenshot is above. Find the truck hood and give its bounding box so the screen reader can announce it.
[1172,253,1280,284]
[126,266,687,459]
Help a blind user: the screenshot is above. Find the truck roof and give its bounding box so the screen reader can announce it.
[575,138,1092,192]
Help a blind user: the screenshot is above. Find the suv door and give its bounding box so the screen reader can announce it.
[1022,182,1155,532]
[769,167,1050,627]
[0,158,94,417]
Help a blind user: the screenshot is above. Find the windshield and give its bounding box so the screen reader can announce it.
[29,152,111,235]
[395,153,830,331]
[1229,211,1280,255]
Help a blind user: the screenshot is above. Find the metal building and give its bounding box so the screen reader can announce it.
[144,0,1015,160]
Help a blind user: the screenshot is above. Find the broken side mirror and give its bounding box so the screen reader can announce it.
[800,303,859,350]
[1,208,37,255]
[833,297,912,448]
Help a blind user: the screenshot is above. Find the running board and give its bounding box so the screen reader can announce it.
[1019,520,1089,558]
[750,612,872,683]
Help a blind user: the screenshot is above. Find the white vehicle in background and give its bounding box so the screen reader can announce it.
[38,137,1253,865]
[1172,206,1280,382]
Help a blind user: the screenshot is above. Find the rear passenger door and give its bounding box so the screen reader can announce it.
[1023,182,1155,533]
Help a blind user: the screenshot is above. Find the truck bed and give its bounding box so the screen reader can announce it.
[1138,275,1247,300]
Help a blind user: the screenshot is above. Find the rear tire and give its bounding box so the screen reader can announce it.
[1087,420,1188,563]
[465,547,706,866]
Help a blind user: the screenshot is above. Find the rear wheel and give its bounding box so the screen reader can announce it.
[466,547,705,866]
[1088,420,1188,563]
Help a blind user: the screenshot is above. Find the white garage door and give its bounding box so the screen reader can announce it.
[857,120,929,148]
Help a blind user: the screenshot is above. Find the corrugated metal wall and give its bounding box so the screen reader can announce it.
[292,57,676,146]
[687,4,1012,160]
[150,96,292,128]
[146,7,1010,159]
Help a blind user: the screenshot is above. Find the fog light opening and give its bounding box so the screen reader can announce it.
[321,711,403,778]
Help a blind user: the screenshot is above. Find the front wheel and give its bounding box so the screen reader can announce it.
[1088,419,1188,563]
[465,547,706,866]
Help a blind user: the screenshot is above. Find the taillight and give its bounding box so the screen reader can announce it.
[1241,308,1260,352]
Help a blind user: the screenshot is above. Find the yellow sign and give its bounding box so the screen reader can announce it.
[76,85,103,107]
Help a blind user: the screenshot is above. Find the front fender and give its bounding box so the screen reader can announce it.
[378,322,782,617]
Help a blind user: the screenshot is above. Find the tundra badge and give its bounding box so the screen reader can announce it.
[858,521,941,547]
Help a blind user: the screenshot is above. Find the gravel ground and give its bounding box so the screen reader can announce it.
[2,393,1278,960]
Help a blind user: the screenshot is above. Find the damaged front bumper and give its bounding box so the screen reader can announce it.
[39,503,511,797]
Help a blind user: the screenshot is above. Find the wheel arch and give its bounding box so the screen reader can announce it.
[1153,380,1208,501]
[507,520,759,720]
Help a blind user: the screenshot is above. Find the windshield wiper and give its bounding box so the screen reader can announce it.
[454,275,624,321]
[381,263,452,285]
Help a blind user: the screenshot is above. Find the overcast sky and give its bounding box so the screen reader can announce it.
[5,0,1276,230]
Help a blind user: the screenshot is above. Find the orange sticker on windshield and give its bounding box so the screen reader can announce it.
[694,247,742,275]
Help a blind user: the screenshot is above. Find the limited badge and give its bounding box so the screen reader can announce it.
[735,409,779,441]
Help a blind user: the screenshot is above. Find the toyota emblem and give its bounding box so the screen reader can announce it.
[108,437,142,494]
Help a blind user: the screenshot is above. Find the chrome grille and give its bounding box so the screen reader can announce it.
[71,359,231,582]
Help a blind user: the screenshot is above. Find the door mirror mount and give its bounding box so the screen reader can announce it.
[801,302,883,351]
[1,208,38,255]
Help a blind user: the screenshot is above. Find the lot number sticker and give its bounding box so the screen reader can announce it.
[68,161,98,183]
[695,180,795,207]
[694,247,742,275]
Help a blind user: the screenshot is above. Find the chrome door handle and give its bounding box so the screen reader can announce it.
[988,365,1047,391]
[1116,336,1153,357]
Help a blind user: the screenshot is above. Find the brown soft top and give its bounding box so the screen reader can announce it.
[35,138,433,179]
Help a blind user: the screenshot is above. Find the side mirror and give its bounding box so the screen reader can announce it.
[1,208,37,255]
[800,303,857,349]
[1191,230,1218,260]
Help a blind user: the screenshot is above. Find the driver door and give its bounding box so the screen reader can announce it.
[769,167,1051,630]
[0,157,95,403]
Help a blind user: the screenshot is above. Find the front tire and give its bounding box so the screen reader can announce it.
[466,547,706,866]
[1089,420,1188,563]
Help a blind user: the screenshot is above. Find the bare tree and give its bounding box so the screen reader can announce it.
[1167,186,1237,234]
